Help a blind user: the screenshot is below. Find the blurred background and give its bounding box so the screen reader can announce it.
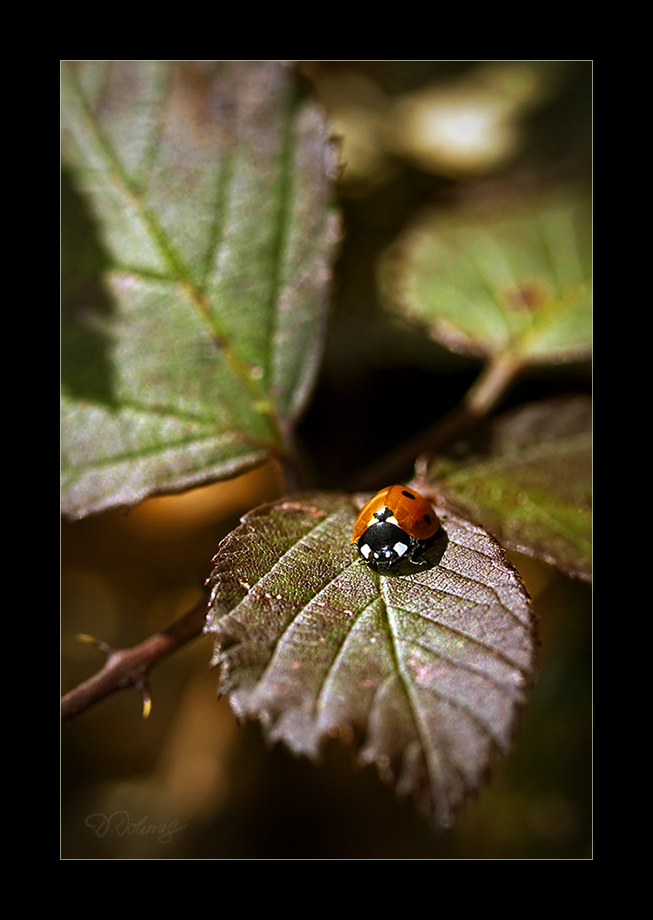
[61,61,591,859]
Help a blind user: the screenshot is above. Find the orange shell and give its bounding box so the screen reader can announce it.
[352,485,439,543]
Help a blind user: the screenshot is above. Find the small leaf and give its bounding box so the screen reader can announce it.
[61,61,340,517]
[379,188,591,365]
[206,492,537,828]
[429,396,592,581]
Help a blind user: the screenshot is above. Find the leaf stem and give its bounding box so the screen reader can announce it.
[353,353,525,491]
[61,592,210,723]
[464,353,525,416]
[272,423,308,493]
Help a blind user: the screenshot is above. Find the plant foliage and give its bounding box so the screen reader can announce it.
[61,61,340,517]
[62,61,591,836]
[206,492,537,827]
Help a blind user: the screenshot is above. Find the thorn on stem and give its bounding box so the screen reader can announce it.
[76,633,116,656]
[75,633,153,717]
[137,680,153,719]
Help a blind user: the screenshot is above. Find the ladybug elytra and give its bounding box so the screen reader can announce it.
[352,485,440,569]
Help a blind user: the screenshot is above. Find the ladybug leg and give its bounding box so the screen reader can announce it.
[409,533,436,565]
[408,540,427,566]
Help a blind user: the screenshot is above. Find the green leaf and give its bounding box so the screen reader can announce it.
[61,61,340,518]
[429,396,592,581]
[206,492,537,828]
[379,188,591,364]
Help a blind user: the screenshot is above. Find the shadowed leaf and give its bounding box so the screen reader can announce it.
[429,396,591,581]
[61,61,340,518]
[206,491,537,828]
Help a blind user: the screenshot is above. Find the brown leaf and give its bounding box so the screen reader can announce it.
[206,491,538,827]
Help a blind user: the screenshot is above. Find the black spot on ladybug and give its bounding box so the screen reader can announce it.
[402,490,415,499]
[423,514,431,524]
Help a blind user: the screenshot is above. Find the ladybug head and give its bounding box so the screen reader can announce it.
[356,521,413,569]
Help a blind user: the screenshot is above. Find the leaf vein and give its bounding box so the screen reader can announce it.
[315,595,386,715]
[399,631,523,697]
[389,601,529,674]
[410,561,528,627]
[385,608,454,810]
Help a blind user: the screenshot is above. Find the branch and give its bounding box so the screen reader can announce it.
[62,441,301,724]
[353,353,524,490]
[61,591,209,723]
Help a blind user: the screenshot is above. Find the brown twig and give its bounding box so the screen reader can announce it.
[61,591,210,723]
[61,433,303,724]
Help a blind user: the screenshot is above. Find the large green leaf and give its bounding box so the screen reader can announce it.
[429,396,591,580]
[206,492,537,828]
[61,61,340,518]
[379,189,591,364]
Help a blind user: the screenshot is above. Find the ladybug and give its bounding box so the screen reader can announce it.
[352,485,440,569]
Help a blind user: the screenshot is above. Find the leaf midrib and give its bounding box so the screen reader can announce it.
[62,62,281,435]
